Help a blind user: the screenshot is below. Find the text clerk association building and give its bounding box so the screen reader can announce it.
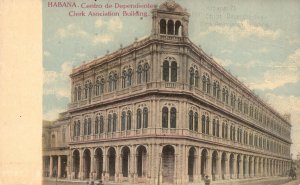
[43,1,292,184]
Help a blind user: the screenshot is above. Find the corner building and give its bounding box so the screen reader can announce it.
[43,1,293,184]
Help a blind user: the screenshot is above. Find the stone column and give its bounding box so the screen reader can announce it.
[58,156,61,178]
[49,156,53,177]
[103,148,109,183]
[115,146,120,182]
[79,149,83,180]
[217,153,222,180]
[254,159,257,177]
[90,154,95,180]
[194,153,200,183]
[175,150,179,184]
[198,148,203,182]
[129,145,135,183]
[250,159,254,177]
[244,157,248,178]
[68,154,72,179]
[183,146,188,183]
[225,156,230,179]
[239,157,244,179]
[206,154,212,180]
[232,155,236,179]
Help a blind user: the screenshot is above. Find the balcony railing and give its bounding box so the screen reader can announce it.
[68,128,288,159]
[68,81,291,143]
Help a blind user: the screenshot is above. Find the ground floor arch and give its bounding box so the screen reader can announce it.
[221,152,226,180]
[108,147,116,181]
[137,145,147,178]
[121,146,130,178]
[73,150,80,179]
[229,154,234,179]
[95,148,103,180]
[212,151,218,181]
[188,147,196,182]
[201,149,208,178]
[162,145,175,183]
[83,149,91,179]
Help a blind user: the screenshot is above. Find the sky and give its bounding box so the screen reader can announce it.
[43,0,300,158]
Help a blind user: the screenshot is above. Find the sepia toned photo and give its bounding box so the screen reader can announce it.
[41,0,300,185]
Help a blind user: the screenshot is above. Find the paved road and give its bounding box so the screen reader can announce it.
[281,170,300,185]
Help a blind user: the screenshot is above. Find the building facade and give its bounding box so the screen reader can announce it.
[43,1,292,184]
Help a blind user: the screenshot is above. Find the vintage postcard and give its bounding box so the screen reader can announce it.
[1,0,299,185]
[42,0,300,185]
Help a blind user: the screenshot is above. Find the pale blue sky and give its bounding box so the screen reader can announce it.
[43,0,300,157]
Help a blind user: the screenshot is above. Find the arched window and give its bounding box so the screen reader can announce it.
[88,117,91,135]
[100,116,104,133]
[162,107,168,128]
[189,67,194,86]
[76,121,80,136]
[95,79,100,96]
[239,129,242,143]
[137,65,143,84]
[95,77,104,96]
[230,126,233,140]
[195,70,199,88]
[122,70,127,89]
[194,112,198,132]
[143,108,148,128]
[216,119,220,137]
[137,109,142,129]
[78,86,81,101]
[175,21,181,36]
[225,123,228,139]
[206,116,210,134]
[167,20,174,35]
[127,110,131,130]
[84,118,88,135]
[216,81,220,99]
[95,116,99,134]
[84,83,88,99]
[109,73,114,92]
[202,115,206,134]
[73,121,77,137]
[84,81,92,100]
[171,61,177,82]
[225,89,229,104]
[213,119,216,136]
[207,77,210,94]
[108,114,112,132]
[202,74,210,93]
[160,19,166,34]
[127,68,132,86]
[163,61,169,82]
[233,126,236,141]
[189,110,193,130]
[113,113,117,132]
[213,81,217,97]
[144,63,150,83]
[231,93,236,108]
[163,57,177,82]
[222,122,225,138]
[222,88,225,102]
[74,87,78,102]
[121,111,126,131]
[170,107,176,128]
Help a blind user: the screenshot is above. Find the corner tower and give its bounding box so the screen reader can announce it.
[151,0,190,37]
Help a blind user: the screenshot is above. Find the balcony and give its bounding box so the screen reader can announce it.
[69,128,286,158]
[68,81,289,143]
